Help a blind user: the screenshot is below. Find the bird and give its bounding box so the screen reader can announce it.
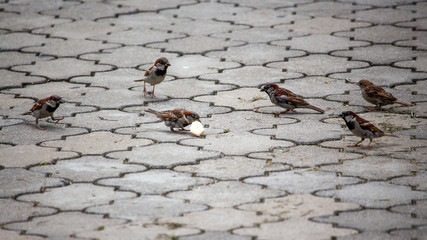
[260,83,324,115]
[357,79,411,110]
[134,57,171,97]
[144,108,200,132]
[339,111,397,148]
[21,95,64,130]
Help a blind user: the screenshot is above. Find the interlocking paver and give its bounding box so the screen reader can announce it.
[0,144,78,168]
[4,212,126,238]
[159,208,279,232]
[107,143,220,168]
[78,222,200,240]
[317,182,427,208]
[1,0,426,238]
[17,183,136,211]
[87,195,207,221]
[0,168,66,198]
[175,156,289,181]
[249,146,363,168]
[244,170,360,194]
[97,169,213,195]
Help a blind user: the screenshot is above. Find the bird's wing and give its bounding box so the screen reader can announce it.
[364,85,395,101]
[356,115,384,133]
[30,97,49,112]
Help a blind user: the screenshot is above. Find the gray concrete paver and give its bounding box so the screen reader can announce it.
[1,1,426,239]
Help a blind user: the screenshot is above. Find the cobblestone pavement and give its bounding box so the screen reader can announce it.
[0,0,426,239]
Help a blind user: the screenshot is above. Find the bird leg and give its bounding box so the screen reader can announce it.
[143,82,147,96]
[179,128,190,131]
[151,85,156,98]
[273,109,295,116]
[51,116,64,124]
[347,138,365,147]
[366,105,380,112]
[35,118,46,130]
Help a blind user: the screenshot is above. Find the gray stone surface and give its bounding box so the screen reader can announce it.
[1,0,426,238]
[97,170,213,195]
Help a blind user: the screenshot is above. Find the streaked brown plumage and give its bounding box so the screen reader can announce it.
[357,80,410,110]
[134,57,171,97]
[21,95,64,130]
[145,108,200,132]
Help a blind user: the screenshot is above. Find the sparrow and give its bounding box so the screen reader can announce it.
[21,95,64,130]
[145,108,200,132]
[339,111,397,148]
[134,57,171,97]
[357,79,411,110]
[260,83,324,115]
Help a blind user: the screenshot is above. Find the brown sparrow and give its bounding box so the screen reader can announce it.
[339,111,397,148]
[21,95,64,130]
[357,79,410,110]
[260,83,325,115]
[134,57,171,97]
[145,108,200,132]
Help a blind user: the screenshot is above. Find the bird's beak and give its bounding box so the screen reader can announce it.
[338,113,344,118]
[57,99,64,104]
[260,86,265,92]
[166,63,171,66]
[356,82,360,86]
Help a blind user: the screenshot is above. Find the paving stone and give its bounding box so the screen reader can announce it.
[41,131,153,155]
[194,88,274,111]
[181,131,293,155]
[234,219,357,240]
[249,146,363,168]
[390,225,427,239]
[201,66,302,87]
[81,46,178,68]
[0,198,56,225]
[338,0,424,7]
[107,143,220,168]
[337,232,402,240]
[0,117,23,128]
[159,208,279,232]
[168,181,284,208]
[166,55,240,78]
[78,89,154,109]
[0,0,78,13]
[99,11,180,30]
[87,195,207,221]
[282,77,359,98]
[12,58,112,80]
[320,136,427,156]
[396,17,427,30]
[318,182,427,208]
[180,231,250,240]
[161,2,252,20]
[395,54,427,72]
[98,169,213,195]
[31,156,147,182]
[332,45,420,65]
[221,0,312,9]
[42,1,130,20]
[314,209,425,232]
[391,200,427,219]
[268,55,369,76]
[0,144,78,168]
[63,110,142,131]
[330,66,427,86]
[0,229,44,240]
[148,36,244,55]
[0,168,66,198]
[0,12,70,31]
[391,147,427,164]
[320,157,417,181]
[91,28,185,46]
[206,43,306,66]
[218,9,310,27]
[142,78,234,99]
[286,1,367,17]
[0,93,34,111]
[170,18,247,36]
[244,170,360,194]
[253,120,345,144]
[273,35,368,53]
[394,34,427,50]
[175,156,289,181]
[23,39,120,57]
[5,81,103,101]
[71,68,145,89]
[338,8,425,25]
[334,25,419,44]
[274,17,370,35]
[200,111,296,134]
[392,170,427,191]
[78,222,200,240]
[0,32,50,51]
[33,20,127,40]
[18,183,136,211]
[0,123,87,146]
[0,52,52,69]
[211,26,302,43]
[4,212,126,238]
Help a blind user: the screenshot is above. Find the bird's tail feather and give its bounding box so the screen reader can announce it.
[21,111,31,116]
[394,100,411,106]
[305,104,325,114]
[134,78,145,82]
[144,109,159,115]
[384,133,399,138]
